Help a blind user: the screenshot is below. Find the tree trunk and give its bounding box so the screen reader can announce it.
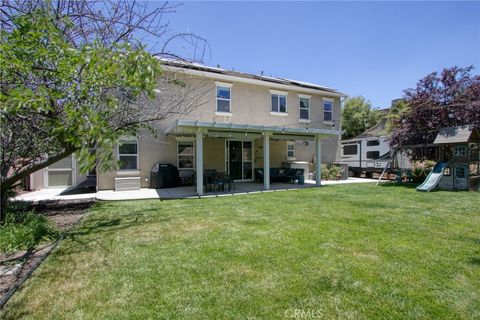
[0,189,7,225]
[0,148,76,225]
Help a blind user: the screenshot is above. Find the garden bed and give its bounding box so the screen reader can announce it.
[0,203,91,308]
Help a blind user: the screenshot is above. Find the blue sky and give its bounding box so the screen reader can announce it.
[160,1,479,108]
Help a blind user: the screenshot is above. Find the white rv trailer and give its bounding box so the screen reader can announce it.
[341,136,412,177]
[340,136,391,177]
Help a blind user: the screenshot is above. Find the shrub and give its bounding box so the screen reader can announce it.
[411,160,436,182]
[0,210,59,254]
[321,164,343,180]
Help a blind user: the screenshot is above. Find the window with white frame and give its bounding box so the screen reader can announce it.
[177,141,195,169]
[271,92,287,113]
[323,99,333,122]
[454,145,467,157]
[118,138,138,170]
[287,141,296,159]
[299,96,310,120]
[216,84,231,113]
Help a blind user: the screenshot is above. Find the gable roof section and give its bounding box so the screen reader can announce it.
[433,125,480,144]
[160,58,347,98]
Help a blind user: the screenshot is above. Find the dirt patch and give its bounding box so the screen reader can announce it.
[37,203,91,229]
[0,202,92,308]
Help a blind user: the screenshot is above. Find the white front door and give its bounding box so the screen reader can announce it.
[225,140,254,181]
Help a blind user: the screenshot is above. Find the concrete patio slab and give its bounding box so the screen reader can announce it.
[13,188,96,203]
[13,178,376,203]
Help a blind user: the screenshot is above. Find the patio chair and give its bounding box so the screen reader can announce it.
[226,175,235,191]
[204,169,217,192]
[213,172,235,192]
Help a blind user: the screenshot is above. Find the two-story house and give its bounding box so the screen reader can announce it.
[28,60,347,195]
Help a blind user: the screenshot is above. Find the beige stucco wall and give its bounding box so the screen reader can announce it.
[203,137,226,171]
[172,76,342,131]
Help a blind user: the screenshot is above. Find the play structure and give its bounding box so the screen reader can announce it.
[376,125,480,192]
[415,125,480,192]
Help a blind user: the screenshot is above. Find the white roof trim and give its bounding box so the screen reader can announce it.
[298,94,311,99]
[215,81,233,88]
[270,89,288,96]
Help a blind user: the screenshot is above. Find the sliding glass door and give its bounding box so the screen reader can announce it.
[225,140,253,181]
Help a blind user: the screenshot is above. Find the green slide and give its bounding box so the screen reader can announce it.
[416,162,448,192]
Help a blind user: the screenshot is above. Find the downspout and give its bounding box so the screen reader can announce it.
[338,97,346,163]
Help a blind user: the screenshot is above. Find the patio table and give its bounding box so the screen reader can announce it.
[213,172,235,192]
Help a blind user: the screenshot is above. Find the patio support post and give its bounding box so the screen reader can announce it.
[315,135,322,186]
[196,129,204,195]
[263,132,271,190]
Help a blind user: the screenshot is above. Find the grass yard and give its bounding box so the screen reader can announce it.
[2,184,479,319]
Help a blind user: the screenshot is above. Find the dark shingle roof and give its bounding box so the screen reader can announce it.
[433,125,480,144]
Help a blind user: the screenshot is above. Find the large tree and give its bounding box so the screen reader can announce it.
[384,99,410,134]
[1,0,209,58]
[0,2,209,222]
[341,96,381,139]
[389,66,480,157]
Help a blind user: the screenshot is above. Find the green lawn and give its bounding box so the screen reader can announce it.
[2,184,479,319]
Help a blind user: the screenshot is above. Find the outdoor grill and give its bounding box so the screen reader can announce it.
[150,163,180,189]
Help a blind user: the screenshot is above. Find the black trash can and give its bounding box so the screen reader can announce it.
[150,164,180,188]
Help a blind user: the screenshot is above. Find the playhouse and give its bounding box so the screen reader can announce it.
[434,125,480,191]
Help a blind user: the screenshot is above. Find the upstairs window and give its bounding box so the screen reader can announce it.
[271,91,288,113]
[216,83,231,113]
[299,96,310,120]
[323,98,333,122]
[118,138,138,170]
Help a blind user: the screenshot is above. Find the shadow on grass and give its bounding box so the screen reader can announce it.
[377,182,419,189]
[55,203,173,258]
[468,257,480,266]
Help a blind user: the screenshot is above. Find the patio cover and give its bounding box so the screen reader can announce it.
[165,119,341,139]
[433,125,480,144]
[165,119,339,195]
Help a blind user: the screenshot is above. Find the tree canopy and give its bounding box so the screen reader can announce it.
[0,3,209,222]
[341,96,381,139]
[0,0,210,222]
[389,66,480,155]
[384,99,410,134]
